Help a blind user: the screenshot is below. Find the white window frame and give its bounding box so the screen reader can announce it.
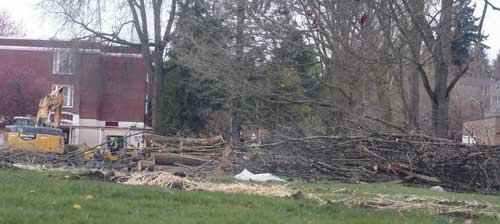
[53,51,74,75]
[52,84,74,108]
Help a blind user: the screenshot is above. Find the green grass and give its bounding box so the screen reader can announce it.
[0,169,494,224]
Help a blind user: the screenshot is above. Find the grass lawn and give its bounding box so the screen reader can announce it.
[0,168,496,224]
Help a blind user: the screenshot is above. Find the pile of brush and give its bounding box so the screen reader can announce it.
[230,133,500,193]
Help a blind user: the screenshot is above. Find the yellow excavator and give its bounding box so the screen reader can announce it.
[3,87,65,154]
[3,87,127,162]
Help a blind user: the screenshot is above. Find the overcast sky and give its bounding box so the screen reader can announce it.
[0,0,499,60]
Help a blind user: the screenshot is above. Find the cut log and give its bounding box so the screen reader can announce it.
[137,160,155,172]
[152,153,208,167]
[144,134,224,147]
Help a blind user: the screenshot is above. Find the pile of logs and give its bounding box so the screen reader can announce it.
[230,133,500,193]
[136,134,226,174]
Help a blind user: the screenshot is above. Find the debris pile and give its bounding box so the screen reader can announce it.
[125,172,196,189]
[137,134,226,175]
[0,134,226,175]
[321,189,500,218]
[231,133,500,193]
[0,147,87,168]
[124,171,292,197]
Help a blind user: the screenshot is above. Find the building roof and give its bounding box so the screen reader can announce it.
[0,38,142,55]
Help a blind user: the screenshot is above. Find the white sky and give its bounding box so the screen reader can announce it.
[0,0,499,60]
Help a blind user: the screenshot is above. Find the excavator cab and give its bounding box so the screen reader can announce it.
[11,116,35,126]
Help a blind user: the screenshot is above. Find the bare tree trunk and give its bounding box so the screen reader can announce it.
[432,58,451,138]
[230,0,246,141]
[375,65,393,123]
[431,0,453,138]
[407,0,423,131]
[375,0,393,124]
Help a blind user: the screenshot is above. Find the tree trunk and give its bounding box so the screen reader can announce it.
[432,60,451,138]
[230,107,242,142]
[375,65,393,123]
[431,98,450,138]
[144,134,224,147]
[408,63,421,130]
[407,0,424,131]
[431,0,454,138]
[152,153,208,166]
[230,0,245,141]
[151,67,164,131]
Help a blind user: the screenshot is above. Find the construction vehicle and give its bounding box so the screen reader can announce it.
[3,88,65,154]
[3,87,134,162]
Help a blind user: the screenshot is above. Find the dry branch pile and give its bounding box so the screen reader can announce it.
[230,133,500,193]
[0,147,87,168]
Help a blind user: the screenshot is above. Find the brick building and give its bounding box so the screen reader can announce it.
[0,38,148,147]
[463,116,500,145]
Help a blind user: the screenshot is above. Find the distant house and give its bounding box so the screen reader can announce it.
[455,77,500,121]
[463,116,500,145]
[456,76,500,145]
[0,38,148,147]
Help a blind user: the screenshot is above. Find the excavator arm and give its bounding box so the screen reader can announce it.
[35,87,64,128]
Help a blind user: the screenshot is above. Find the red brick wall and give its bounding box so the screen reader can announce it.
[0,50,53,118]
[99,56,146,122]
[0,40,146,124]
[76,53,103,119]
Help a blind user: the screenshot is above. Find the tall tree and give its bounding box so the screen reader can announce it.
[397,0,487,137]
[406,0,424,130]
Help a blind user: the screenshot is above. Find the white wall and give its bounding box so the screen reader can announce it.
[72,119,145,148]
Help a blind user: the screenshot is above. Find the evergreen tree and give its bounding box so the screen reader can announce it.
[451,0,487,65]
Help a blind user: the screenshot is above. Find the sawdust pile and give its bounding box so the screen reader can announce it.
[325,189,500,218]
[124,172,293,197]
[125,172,197,189]
[198,182,293,197]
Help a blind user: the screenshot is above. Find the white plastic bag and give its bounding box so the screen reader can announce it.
[234,169,285,182]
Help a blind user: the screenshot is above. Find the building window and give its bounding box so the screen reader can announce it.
[53,51,74,74]
[52,85,74,108]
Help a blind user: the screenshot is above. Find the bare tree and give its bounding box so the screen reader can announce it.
[0,9,24,37]
[391,0,489,137]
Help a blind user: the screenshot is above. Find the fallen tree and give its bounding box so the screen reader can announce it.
[152,153,209,167]
[144,134,225,147]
